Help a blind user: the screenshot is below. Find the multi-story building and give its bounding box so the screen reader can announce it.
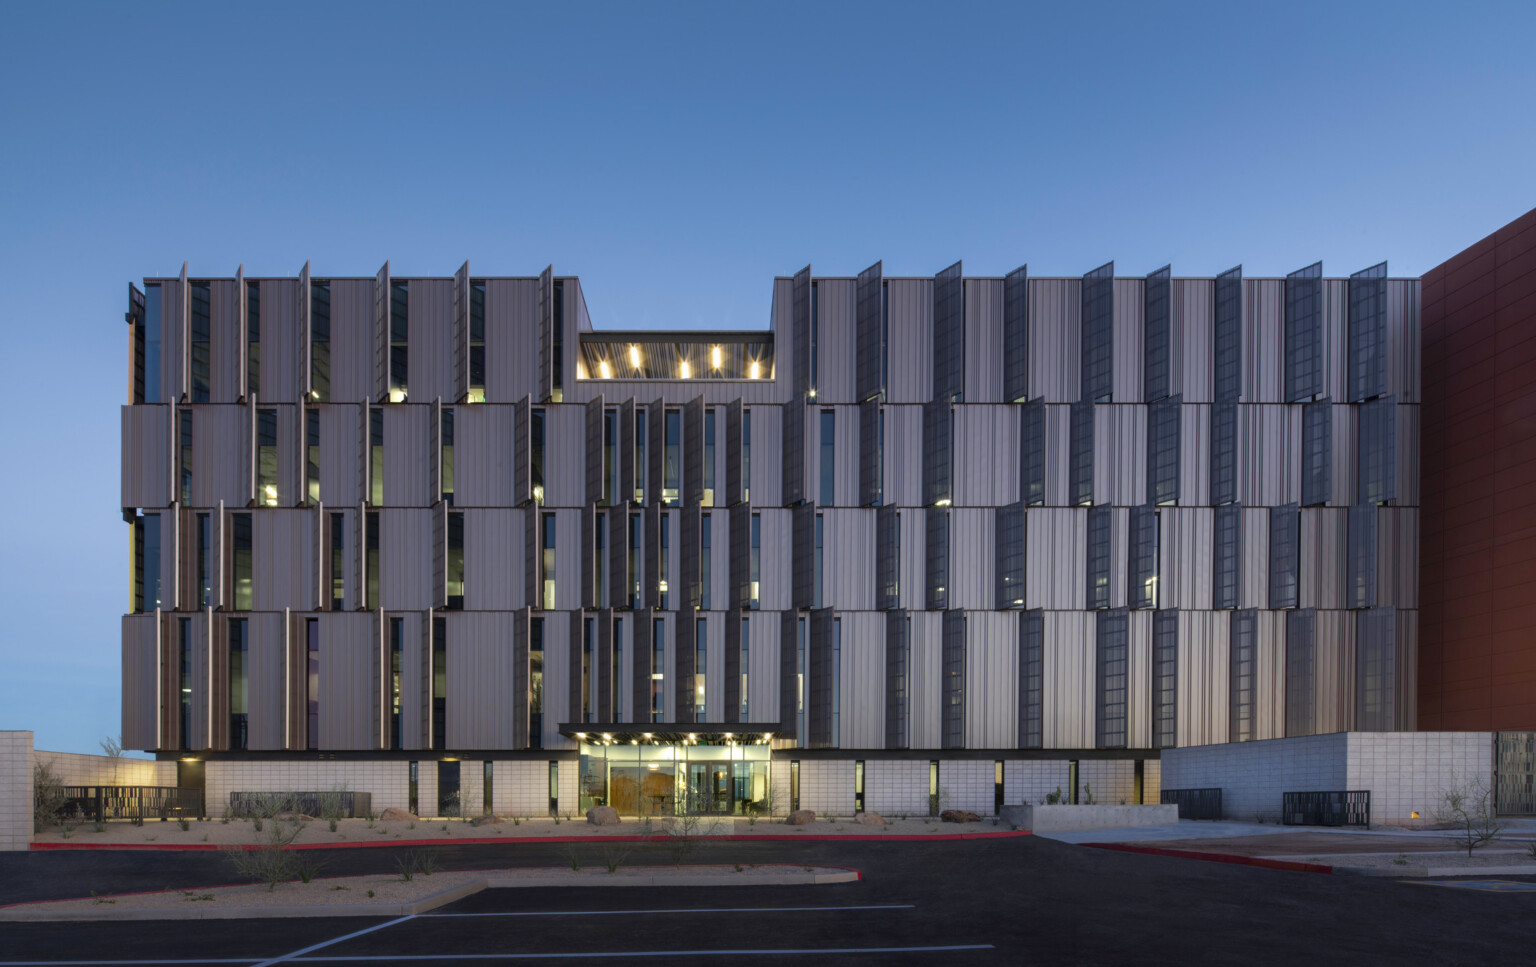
[119,259,1420,818]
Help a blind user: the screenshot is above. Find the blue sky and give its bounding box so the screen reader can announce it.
[1,1,1532,755]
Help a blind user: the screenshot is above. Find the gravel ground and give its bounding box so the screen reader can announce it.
[1276,849,1536,869]
[34,814,1004,847]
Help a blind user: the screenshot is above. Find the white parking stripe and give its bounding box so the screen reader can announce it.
[292,947,994,961]
[424,903,915,918]
[249,915,415,967]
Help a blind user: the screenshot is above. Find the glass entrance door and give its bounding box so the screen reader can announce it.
[686,761,732,814]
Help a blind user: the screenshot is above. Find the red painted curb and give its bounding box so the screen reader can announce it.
[1081,842,1334,875]
[30,830,1029,852]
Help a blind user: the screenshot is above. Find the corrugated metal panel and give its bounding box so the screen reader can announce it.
[327,280,374,404]
[747,610,780,720]
[964,279,1003,403]
[314,405,359,508]
[542,405,585,506]
[1238,507,1269,611]
[1241,279,1284,403]
[757,509,793,611]
[1111,278,1144,403]
[1126,610,1151,748]
[486,279,540,404]
[964,611,1017,748]
[1042,611,1093,748]
[1157,508,1213,611]
[1093,405,1147,506]
[1395,608,1418,730]
[1386,280,1421,403]
[452,404,512,507]
[122,406,170,508]
[379,508,431,611]
[882,405,922,508]
[161,269,187,405]
[1177,404,1210,507]
[539,610,572,749]
[246,612,288,751]
[1025,508,1086,609]
[886,279,933,404]
[382,405,429,507]
[817,278,856,404]
[1253,611,1286,741]
[120,615,159,750]
[463,508,525,611]
[1328,403,1358,509]
[1028,278,1081,403]
[251,510,315,611]
[953,405,1020,507]
[839,612,885,749]
[1043,404,1071,506]
[318,612,376,749]
[820,509,875,611]
[1396,403,1420,506]
[782,394,805,505]
[208,280,241,403]
[1238,404,1301,507]
[834,406,860,507]
[1170,278,1213,403]
[948,508,994,611]
[749,404,782,506]
[907,611,942,749]
[586,395,605,507]
[1377,507,1418,608]
[444,612,518,748]
[1175,610,1229,747]
[683,396,703,508]
[257,279,298,403]
[552,508,584,612]
[1300,507,1347,609]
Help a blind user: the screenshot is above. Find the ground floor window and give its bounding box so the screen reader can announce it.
[578,742,771,817]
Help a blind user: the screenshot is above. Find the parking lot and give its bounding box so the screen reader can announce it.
[2,834,1534,965]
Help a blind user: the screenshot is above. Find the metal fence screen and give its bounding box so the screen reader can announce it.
[1282,790,1370,827]
[1161,787,1222,820]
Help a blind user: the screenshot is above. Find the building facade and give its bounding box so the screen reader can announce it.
[1419,205,1536,730]
[119,259,1420,818]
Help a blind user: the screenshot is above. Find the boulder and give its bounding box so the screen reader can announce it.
[469,813,502,827]
[586,805,621,826]
[379,807,417,822]
[785,809,817,826]
[274,811,315,822]
[855,812,888,826]
[941,809,980,824]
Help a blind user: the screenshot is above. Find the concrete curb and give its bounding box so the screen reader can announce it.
[28,830,1028,851]
[0,866,861,922]
[1081,842,1334,874]
[1330,863,1536,878]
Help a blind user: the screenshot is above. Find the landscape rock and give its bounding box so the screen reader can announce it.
[941,809,980,824]
[785,809,817,826]
[855,812,888,826]
[470,814,502,827]
[380,808,417,822]
[586,806,621,826]
[274,811,315,822]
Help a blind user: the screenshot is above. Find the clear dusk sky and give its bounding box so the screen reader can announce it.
[1,1,1532,755]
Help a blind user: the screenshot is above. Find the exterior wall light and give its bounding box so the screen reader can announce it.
[680,361,691,379]
[629,345,641,368]
[598,360,612,379]
[711,346,722,369]
[749,361,760,379]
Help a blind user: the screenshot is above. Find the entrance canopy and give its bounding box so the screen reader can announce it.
[558,723,779,746]
[561,724,781,817]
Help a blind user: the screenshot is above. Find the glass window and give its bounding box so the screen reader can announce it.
[1020,399,1045,506]
[365,511,379,610]
[819,410,835,507]
[370,406,384,506]
[447,511,464,609]
[310,281,330,402]
[531,408,545,505]
[1070,400,1094,507]
[1081,262,1114,403]
[541,512,556,610]
[330,512,344,610]
[1349,263,1388,402]
[695,617,707,721]
[390,618,402,749]
[582,618,594,723]
[933,263,965,403]
[926,507,949,611]
[551,281,564,402]
[1095,609,1128,749]
[468,281,486,402]
[922,399,952,507]
[257,408,278,506]
[1285,262,1323,403]
[133,512,161,613]
[389,280,409,402]
[876,506,899,610]
[1229,609,1257,741]
[651,618,665,722]
[604,410,618,506]
[742,409,751,504]
[306,409,321,505]
[797,617,807,743]
[180,409,194,506]
[530,617,544,747]
[1151,610,1177,749]
[229,617,248,751]
[749,512,761,610]
[143,283,162,404]
[886,614,908,748]
[612,617,624,722]
[813,513,823,610]
[190,281,210,403]
[1214,267,1242,403]
[941,613,963,748]
[1086,505,1111,610]
[1148,396,1180,505]
[1301,399,1332,506]
[1285,609,1315,737]
[306,618,320,750]
[178,617,192,749]
[1143,266,1171,402]
[594,512,607,609]
[1003,266,1028,403]
[442,408,455,505]
[740,616,750,720]
[629,513,641,609]
[658,513,670,610]
[1128,506,1158,610]
[699,513,711,611]
[1269,503,1300,610]
[831,617,842,746]
[1210,402,1237,506]
[432,616,446,749]
[703,409,716,507]
[244,280,258,399]
[663,409,681,506]
[996,501,1025,609]
[232,512,252,611]
[1212,504,1240,610]
[633,410,646,503]
[810,280,819,398]
[196,513,212,610]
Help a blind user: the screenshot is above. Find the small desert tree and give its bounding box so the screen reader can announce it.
[33,759,67,832]
[223,819,308,891]
[1435,775,1502,858]
[99,735,125,786]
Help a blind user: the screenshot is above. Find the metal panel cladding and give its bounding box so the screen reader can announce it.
[995,500,1026,609]
[1213,503,1242,610]
[1019,398,1045,506]
[932,262,965,403]
[1080,262,1115,403]
[782,394,805,505]
[1209,402,1237,506]
[1229,609,1257,742]
[1003,266,1029,403]
[1086,504,1111,610]
[940,610,965,749]
[1069,399,1094,507]
[1213,266,1242,404]
[885,611,908,748]
[926,507,950,611]
[1148,395,1181,505]
[1357,395,1397,505]
[1355,606,1397,731]
[1018,609,1044,749]
[1348,262,1388,403]
[792,266,812,398]
[1151,609,1177,749]
[876,504,899,611]
[1347,503,1378,610]
[1301,398,1332,506]
[1285,262,1323,402]
[1094,608,1129,749]
[1128,505,1158,610]
[1143,266,1172,403]
[922,399,952,507]
[856,261,885,403]
[1285,608,1315,737]
[1268,503,1300,610]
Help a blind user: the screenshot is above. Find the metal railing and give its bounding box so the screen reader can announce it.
[61,786,204,823]
[1161,787,1223,820]
[227,791,373,819]
[1282,790,1370,827]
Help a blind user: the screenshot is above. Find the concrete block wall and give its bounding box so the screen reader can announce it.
[205,761,411,816]
[867,759,930,816]
[798,760,855,816]
[938,759,994,815]
[0,732,33,851]
[1346,732,1493,823]
[491,760,554,817]
[1006,760,1072,806]
[35,750,173,788]
[1079,760,1136,805]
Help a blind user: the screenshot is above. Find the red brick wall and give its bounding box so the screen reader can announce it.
[1419,205,1536,730]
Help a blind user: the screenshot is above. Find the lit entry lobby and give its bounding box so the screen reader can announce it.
[565,728,776,816]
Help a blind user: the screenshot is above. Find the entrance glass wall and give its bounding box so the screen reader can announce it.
[579,742,771,817]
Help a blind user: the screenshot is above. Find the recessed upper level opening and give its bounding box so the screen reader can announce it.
[577,330,775,381]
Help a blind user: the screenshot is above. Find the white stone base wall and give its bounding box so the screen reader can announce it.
[938,760,994,815]
[797,760,855,817]
[1006,761,1072,806]
[1145,759,1162,802]
[1080,760,1136,805]
[33,750,173,788]
[206,761,412,817]
[491,760,552,817]
[1,732,33,851]
[1163,732,1495,823]
[866,760,929,817]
